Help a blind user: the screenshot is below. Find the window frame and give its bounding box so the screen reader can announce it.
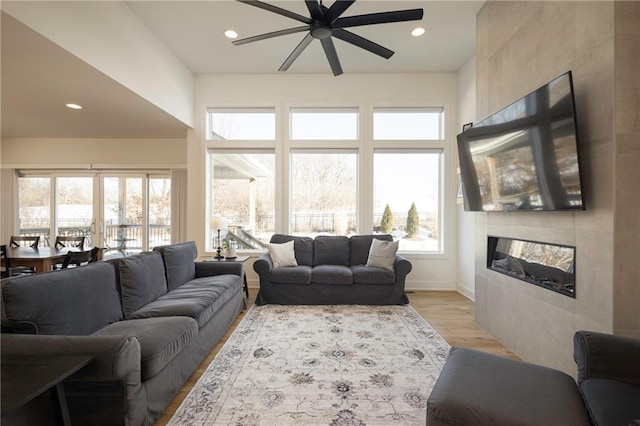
[16,170,171,253]
[204,101,451,257]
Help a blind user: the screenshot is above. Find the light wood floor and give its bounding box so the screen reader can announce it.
[154,289,519,425]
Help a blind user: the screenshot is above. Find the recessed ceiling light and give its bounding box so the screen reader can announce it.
[224,29,238,39]
[66,103,82,110]
[411,27,426,37]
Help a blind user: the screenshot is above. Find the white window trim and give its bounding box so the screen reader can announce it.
[204,101,452,257]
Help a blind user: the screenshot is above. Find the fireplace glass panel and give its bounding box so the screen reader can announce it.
[487,236,575,297]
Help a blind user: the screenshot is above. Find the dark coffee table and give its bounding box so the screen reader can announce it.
[1,354,94,425]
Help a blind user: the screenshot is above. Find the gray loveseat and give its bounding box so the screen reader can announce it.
[253,234,411,305]
[426,330,640,426]
[1,241,244,426]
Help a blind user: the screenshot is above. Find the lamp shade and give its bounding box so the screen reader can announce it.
[210,216,228,230]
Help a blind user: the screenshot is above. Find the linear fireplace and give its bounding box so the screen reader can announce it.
[487,236,576,297]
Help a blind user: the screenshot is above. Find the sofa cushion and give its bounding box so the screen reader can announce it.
[1,262,122,335]
[580,379,640,426]
[94,316,197,381]
[266,240,298,268]
[313,236,350,267]
[312,265,353,285]
[128,275,242,328]
[118,252,168,318]
[351,265,395,284]
[366,238,399,271]
[349,234,393,266]
[270,234,314,266]
[267,265,312,284]
[153,241,197,291]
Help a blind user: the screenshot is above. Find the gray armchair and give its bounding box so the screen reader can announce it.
[573,330,640,426]
[426,331,640,426]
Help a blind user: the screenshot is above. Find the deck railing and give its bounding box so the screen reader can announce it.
[18,224,171,253]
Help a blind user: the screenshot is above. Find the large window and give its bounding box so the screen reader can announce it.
[207,105,447,254]
[373,151,442,251]
[208,151,275,250]
[290,151,357,236]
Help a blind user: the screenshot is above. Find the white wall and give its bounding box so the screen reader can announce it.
[456,56,477,300]
[2,2,194,127]
[188,73,461,291]
[0,138,187,169]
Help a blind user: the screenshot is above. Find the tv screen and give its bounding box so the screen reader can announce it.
[457,71,585,212]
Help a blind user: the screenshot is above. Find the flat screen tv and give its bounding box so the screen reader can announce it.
[457,71,585,212]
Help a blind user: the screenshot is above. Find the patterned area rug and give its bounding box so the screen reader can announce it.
[168,304,450,425]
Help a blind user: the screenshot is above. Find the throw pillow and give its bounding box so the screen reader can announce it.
[366,238,399,271]
[266,240,298,268]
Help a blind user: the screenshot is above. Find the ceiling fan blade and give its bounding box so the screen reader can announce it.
[320,37,343,76]
[332,29,394,59]
[279,33,314,71]
[334,9,424,29]
[233,26,309,46]
[236,0,311,24]
[324,0,356,24]
[305,0,323,20]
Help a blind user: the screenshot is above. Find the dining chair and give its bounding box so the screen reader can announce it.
[1,245,36,278]
[9,235,40,249]
[60,247,100,269]
[54,235,85,250]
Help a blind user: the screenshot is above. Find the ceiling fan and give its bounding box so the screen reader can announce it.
[233,0,424,76]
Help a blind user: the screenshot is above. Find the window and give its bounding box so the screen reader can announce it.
[374,151,442,252]
[17,173,170,254]
[290,151,357,236]
[103,176,143,255]
[373,107,443,140]
[208,108,275,140]
[18,177,50,243]
[56,177,94,245]
[208,151,275,250]
[205,104,448,254]
[149,177,172,248]
[290,107,358,140]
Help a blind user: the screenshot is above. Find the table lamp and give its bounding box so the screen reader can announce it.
[210,216,228,259]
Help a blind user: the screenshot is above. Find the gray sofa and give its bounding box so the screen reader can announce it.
[253,234,412,305]
[1,241,244,426]
[426,330,640,426]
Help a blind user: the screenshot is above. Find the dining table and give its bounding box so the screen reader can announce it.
[2,247,103,273]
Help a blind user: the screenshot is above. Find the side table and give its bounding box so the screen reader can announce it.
[205,255,250,299]
[1,354,94,425]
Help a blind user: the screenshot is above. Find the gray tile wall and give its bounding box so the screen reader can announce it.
[475,1,639,374]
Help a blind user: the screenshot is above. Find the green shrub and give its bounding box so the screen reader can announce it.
[381,204,394,233]
[406,202,419,238]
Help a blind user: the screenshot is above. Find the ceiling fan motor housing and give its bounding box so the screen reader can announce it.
[311,21,332,39]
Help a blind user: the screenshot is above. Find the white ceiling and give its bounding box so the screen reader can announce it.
[1,1,484,139]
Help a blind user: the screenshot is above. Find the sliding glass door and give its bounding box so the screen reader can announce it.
[17,172,170,255]
[102,176,144,257]
[55,177,95,246]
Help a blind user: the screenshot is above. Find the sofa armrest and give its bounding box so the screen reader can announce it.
[195,261,244,278]
[1,333,141,384]
[253,253,273,276]
[394,254,412,279]
[1,333,145,425]
[574,330,640,387]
